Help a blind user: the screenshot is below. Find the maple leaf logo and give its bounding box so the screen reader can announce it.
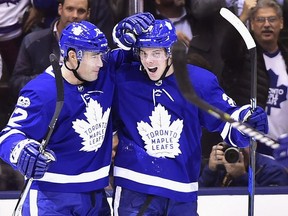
[72,99,110,152]
[266,69,287,115]
[137,104,183,158]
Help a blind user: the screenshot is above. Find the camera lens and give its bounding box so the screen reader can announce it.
[224,147,240,163]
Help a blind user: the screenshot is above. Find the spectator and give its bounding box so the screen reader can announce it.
[0,159,24,190]
[23,0,59,32]
[0,0,32,82]
[89,0,116,48]
[187,0,235,77]
[23,0,117,51]
[9,0,90,101]
[145,0,193,47]
[221,0,288,155]
[199,142,288,187]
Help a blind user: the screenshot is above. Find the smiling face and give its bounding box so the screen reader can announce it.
[250,7,283,52]
[66,50,104,83]
[139,47,173,81]
[77,51,104,82]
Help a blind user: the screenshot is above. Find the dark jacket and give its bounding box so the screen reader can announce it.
[221,25,288,108]
[199,153,288,187]
[9,19,60,100]
[187,0,234,77]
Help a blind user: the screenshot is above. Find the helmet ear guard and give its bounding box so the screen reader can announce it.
[62,48,81,61]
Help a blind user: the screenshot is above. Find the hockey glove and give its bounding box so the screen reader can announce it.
[10,139,56,179]
[273,134,288,166]
[239,106,268,134]
[113,12,155,50]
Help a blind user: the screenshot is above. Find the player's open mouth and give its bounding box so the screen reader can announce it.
[148,67,157,73]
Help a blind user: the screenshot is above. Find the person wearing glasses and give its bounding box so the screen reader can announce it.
[220,0,288,158]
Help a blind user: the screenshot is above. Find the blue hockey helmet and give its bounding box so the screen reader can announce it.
[134,19,177,54]
[60,21,108,60]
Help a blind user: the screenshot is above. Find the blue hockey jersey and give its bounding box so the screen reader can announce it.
[113,63,252,202]
[0,63,115,192]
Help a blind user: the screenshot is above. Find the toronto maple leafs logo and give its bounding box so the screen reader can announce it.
[266,69,287,115]
[72,26,83,36]
[137,104,183,158]
[72,99,110,152]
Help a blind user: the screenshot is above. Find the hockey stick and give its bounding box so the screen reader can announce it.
[220,8,257,216]
[172,41,276,216]
[172,41,277,147]
[12,54,64,216]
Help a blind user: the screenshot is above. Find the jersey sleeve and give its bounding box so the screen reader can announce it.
[0,76,56,167]
[188,64,250,148]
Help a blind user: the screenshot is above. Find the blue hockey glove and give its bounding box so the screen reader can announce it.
[273,134,288,166]
[239,106,268,134]
[10,139,56,179]
[113,12,155,50]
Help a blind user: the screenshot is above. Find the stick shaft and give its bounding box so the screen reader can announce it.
[12,54,64,216]
[248,41,258,216]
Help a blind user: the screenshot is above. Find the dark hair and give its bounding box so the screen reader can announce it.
[57,0,91,8]
[250,0,283,19]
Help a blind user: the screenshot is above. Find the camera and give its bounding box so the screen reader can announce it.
[220,143,240,163]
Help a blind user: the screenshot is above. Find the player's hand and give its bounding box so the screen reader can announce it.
[112,12,155,50]
[273,134,288,163]
[10,139,56,179]
[239,106,268,134]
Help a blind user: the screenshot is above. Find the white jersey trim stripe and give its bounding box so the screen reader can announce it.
[221,104,250,146]
[114,166,198,193]
[113,186,122,216]
[30,189,38,216]
[0,128,25,144]
[38,165,110,184]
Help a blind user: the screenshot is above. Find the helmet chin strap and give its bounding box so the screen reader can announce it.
[141,58,172,85]
[64,59,88,83]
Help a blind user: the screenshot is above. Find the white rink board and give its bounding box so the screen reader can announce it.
[1,194,287,216]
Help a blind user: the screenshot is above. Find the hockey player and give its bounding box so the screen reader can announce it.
[0,12,155,215]
[0,20,113,215]
[111,18,269,215]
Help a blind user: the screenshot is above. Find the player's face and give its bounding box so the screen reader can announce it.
[250,7,283,46]
[58,0,89,28]
[139,48,171,81]
[77,51,103,82]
